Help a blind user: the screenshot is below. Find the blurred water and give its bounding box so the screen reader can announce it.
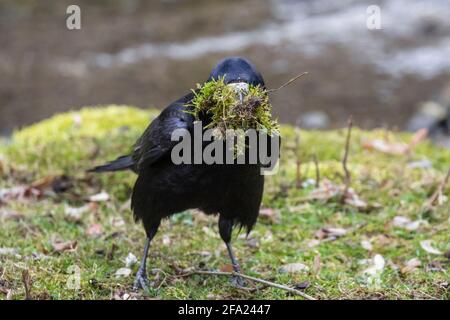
[1,0,450,134]
[84,0,450,79]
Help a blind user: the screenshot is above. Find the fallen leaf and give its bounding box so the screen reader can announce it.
[392,216,424,231]
[73,114,83,127]
[29,252,51,261]
[373,254,386,270]
[344,188,368,208]
[420,240,442,255]
[162,235,171,246]
[30,176,55,192]
[0,186,40,204]
[401,258,421,274]
[372,234,393,247]
[362,129,427,155]
[306,181,370,209]
[88,191,110,202]
[315,227,347,240]
[361,240,373,251]
[261,231,273,243]
[363,254,385,288]
[307,239,321,248]
[0,248,19,256]
[119,198,132,212]
[196,251,212,258]
[202,226,217,238]
[410,128,428,145]
[52,240,77,252]
[301,178,316,188]
[0,209,25,221]
[113,290,139,300]
[363,254,385,275]
[363,139,406,155]
[279,263,309,274]
[27,175,73,195]
[246,237,259,248]
[259,208,281,224]
[86,224,103,237]
[111,216,125,228]
[308,180,340,201]
[220,264,234,272]
[124,253,138,267]
[427,261,445,272]
[65,204,90,222]
[115,268,132,278]
[408,159,432,169]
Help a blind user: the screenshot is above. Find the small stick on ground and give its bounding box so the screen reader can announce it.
[424,166,450,209]
[21,270,32,300]
[341,116,353,203]
[187,270,316,300]
[295,128,302,188]
[268,72,308,93]
[312,154,320,188]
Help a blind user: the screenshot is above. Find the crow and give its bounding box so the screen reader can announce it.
[89,57,274,290]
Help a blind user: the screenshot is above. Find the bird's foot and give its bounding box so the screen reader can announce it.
[133,268,150,292]
[230,275,247,288]
[230,265,247,288]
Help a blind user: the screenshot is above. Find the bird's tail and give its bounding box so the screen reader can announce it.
[88,155,134,173]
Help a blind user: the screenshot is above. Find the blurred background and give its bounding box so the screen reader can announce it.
[1,0,450,145]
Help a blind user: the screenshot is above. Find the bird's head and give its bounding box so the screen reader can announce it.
[208,57,265,104]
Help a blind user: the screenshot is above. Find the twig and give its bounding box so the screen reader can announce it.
[186,270,316,300]
[424,166,450,209]
[295,128,302,189]
[21,270,32,300]
[267,72,308,93]
[312,154,320,188]
[341,116,353,203]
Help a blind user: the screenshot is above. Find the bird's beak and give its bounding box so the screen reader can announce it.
[227,82,249,104]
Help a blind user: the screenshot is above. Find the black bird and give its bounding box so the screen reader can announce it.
[90,57,272,290]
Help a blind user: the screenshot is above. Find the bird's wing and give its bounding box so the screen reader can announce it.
[132,94,194,171]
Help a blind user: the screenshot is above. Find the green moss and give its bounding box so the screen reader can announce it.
[1,105,158,176]
[189,77,279,135]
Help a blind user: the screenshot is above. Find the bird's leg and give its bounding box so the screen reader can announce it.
[133,237,151,292]
[133,223,159,292]
[225,242,242,273]
[225,242,247,287]
[218,215,246,287]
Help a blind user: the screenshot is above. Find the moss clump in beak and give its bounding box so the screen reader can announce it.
[188,77,279,137]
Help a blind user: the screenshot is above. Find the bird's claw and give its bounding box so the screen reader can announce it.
[133,269,150,292]
[230,265,247,288]
[230,275,247,288]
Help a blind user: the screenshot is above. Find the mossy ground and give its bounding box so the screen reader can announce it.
[0,106,449,300]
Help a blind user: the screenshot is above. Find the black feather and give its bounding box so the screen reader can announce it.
[87,155,135,173]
